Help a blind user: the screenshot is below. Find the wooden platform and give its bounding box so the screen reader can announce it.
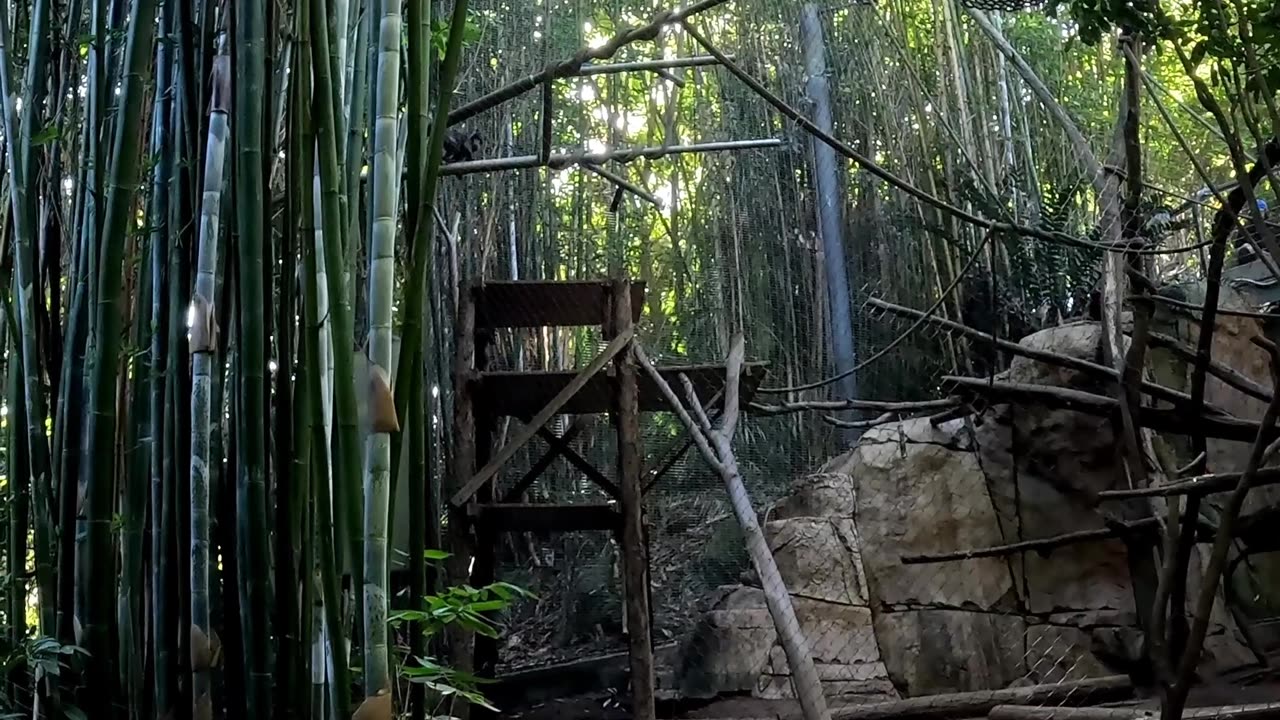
[473,280,646,329]
[466,502,621,532]
[471,362,768,419]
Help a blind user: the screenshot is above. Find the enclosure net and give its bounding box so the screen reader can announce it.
[428,0,1279,716]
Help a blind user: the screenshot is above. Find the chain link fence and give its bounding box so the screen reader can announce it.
[417,0,1280,717]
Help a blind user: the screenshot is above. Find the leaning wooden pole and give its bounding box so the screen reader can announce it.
[634,337,831,720]
[611,280,656,720]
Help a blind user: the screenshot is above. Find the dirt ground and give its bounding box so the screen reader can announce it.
[504,680,1280,720]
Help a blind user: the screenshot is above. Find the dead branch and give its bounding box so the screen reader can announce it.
[634,338,831,720]
[899,518,1164,565]
[1169,339,1280,713]
[868,298,1226,414]
[990,703,1280,720]
[749,397,961,415]
[446,0,729,126]
[826,676,1132,720]
[942,376,1270,444]
[1149,293,1277,321]
[821,411,895,429]
[1146,331,1272,403]
[1099,466,1280,500]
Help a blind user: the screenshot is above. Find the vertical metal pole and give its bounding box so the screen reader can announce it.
[801,5,859,432]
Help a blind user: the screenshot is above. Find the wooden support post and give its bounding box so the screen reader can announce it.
[471,408,499,715]
[447,286,478,719]
[611,279,656,720]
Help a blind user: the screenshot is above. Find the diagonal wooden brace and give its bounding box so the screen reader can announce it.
[451,327,634,507]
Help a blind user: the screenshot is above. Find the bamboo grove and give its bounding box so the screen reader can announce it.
[0,0,1274,716]
[0,0,482,716]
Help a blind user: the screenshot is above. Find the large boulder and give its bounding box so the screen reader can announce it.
[679,312,1267,701]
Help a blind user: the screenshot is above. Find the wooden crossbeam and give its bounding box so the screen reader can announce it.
[451,328,634,507]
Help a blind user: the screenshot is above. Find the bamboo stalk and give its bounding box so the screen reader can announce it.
[234,0,273,711]
[361,0,403,701]
[189,47,230,720]
[76,0,160,704]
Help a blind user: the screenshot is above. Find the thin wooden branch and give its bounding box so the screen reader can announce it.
[1170,339,1280,710]
[822,411,895,430]
[750,397,961,415]
[942,376,1271,444]
[1098,466,1280,501]
[868,298,1223,414]
[1148,293,1277,320]
[446,0,729,126]
[826,676,1132,720]
[440,138,784,176]
[1146,330,1272,403]
[900,518,1164,565]
[990,703,1280,720]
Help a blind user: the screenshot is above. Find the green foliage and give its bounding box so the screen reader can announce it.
[0,636,90,718]
[1042,0,1171,44]
[430,12,483,60]
[389,551,533,714]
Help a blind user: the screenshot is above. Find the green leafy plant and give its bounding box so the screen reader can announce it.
[389,550,533,714]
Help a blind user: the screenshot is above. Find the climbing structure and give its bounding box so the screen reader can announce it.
[448,277,767,719]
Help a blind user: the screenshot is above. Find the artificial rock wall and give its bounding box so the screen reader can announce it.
[679,314,1266,702]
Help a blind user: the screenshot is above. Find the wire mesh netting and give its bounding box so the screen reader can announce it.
[418,0,1280,717]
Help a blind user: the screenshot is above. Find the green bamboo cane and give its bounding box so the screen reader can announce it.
[122,249,153,720]
[311,0,366,658]
[292,48,319,707]
[234,0,274,712]
[405,2,431,717]
[302,0,356,712]
[277,26,307,715]
[304,75,355,720]
[77,0,159,703]
[392,0,471,480]
[361,0,404,699]
[6,332,28,650]
[149,7,177,711]
[190,45,229,720]
[0,0,56,639]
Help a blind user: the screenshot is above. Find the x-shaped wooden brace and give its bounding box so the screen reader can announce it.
[501,416,621,502]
